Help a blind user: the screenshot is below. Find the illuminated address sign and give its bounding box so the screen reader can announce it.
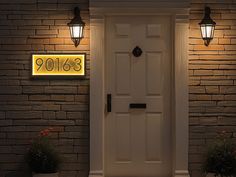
[32,54,85,76]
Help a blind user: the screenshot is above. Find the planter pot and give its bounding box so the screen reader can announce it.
[32,172,59,177]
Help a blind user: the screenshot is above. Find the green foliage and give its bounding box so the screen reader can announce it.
[203,132,236,177]
[26,128,60,173]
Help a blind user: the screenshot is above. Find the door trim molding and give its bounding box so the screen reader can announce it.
[90,6,190,177]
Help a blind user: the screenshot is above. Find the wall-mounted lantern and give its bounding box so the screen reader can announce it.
[68,7,85,47]
[199,6,216,46]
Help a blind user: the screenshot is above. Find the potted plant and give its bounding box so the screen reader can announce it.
[26,128,61,177]
[203,131,236,177]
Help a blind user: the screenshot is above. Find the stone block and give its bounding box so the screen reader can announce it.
[61,104,88,111]
[61,154,77,162]
[6,111,42,119]
[0,86,21,94]
[56,111,67,119]
[0,95,28,101]
[0,105,31,111]
[201,80,233,86]
[32,104,60,111]
[51,95,74,101]
[29,95,50,101]
[48,120,75,125]
[36,29,58,35]
[189,86,205,93]
[78,86,89,94]
[45,86,77,94]
[206,86,219,94]
[1,126,26,132]
[75,95,88,103]
[59,132,88,139]
[43,111,55,119]
[220,86,236,93]
[22,86,44,94]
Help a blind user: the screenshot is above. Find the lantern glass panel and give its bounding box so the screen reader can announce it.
[70,25,83,39]
[200,24,214,39]
[211,25,215,38]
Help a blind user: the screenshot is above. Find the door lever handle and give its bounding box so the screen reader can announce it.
[107,94,112,112]
[129,103,146,109]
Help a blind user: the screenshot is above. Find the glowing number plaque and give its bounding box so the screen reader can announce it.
[32,54,86,76]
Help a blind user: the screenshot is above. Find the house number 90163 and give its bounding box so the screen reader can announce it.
[32,54,85,76]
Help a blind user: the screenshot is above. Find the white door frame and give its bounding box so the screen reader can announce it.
[89,4,190,177]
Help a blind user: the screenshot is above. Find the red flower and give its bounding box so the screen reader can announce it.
[39,127,54,137]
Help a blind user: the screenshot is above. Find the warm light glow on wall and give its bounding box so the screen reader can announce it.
[32,54,85,76]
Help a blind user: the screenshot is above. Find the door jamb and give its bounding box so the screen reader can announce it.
[89,7,190,177]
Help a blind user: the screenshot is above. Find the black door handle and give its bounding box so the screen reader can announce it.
[107,94,112,112]
[129,103,146,109]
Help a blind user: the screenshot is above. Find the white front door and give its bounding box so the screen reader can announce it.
[105,15,172,177]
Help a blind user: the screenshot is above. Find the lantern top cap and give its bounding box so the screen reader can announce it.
[199,6,216,25]
[67,7,85,26]
[74,7,80,16]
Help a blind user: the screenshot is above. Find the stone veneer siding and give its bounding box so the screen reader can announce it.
[189,1,236,177]
[0,0,89,177]
[1,0,236,177]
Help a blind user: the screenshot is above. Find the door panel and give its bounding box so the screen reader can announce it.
[105,15,172,177]
[145,113,161,161]
[115,53,131,95]
[115,113,131,161]
[146,52,162,95]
